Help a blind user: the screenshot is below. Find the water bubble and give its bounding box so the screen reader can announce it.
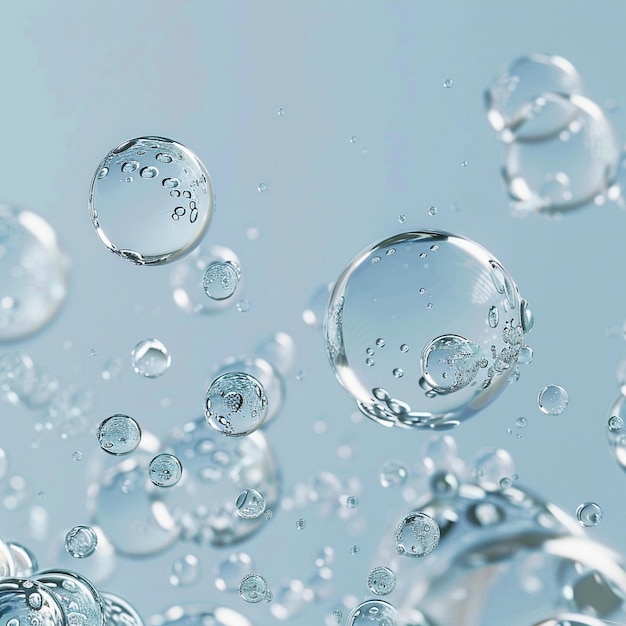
[72,450,83,461]
[97,414,142,455]
[502,94,619,214]
[277,108,285,116]
[0,579,66,626]
[302,282,334,329]
[462,160,468,167]
[332,608,342,623]
[215,552,254,591]
[392,368,403,378]
[325,231,527,429]
[205,371,269,437]
[349,136,358,144]
[89,136,214,265]
[169,554,200,587]
[474,448,515,492]
[367,566,396,595]
[349,544,360,555]
[162,177,179,188]
[538,385,569,415]
[444,78,453,88]
[296,518,306,530]
[394,511,440,557]
[149,453,183,487]
[101,356,123,381]
[346,599,397,625]
[345,495,359,508]
[236,299,250,312]
[398,214,407,224]
[0,205,68,340]
[130,338,171,378]
[257,183,267,192]
[488,305,499,328]
[576,502,603,527]
[235,488,266,519]
[520,299,534,333]
[608,415,623,432]
[202,261,241,301]
[7,542,37,577]
[518,345,533,365]
[65,525,98,558]
[428,206,438,216]
[265,510,273,520]
[516,417,527,428]
[379,461,408,488]
[485,53,585,140]
[239,573,270,603]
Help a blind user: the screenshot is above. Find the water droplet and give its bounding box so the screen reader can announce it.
[379,461,408,488]
[518,345,533,365]
[130,338,171,378]
[349,544,360,555]
[462,160,468,167]
[239,573,270,603]
[608,415,624,432]
[488,305,499,328]
[376,338,385,347]
[257,183,267,192]
[345,495,359,508]
[162,177,179,188]
[149,453,183,487]
[202,261,241,301]
[97,167,109,179]
[520,299,534,333]
[400,344,409,353]
[444,78,454,88]
[367,566,396,595]
[236,298,250,312]
[236,488,267,519]
[515,416,527,428]
[349,136,358,144]
[65,525,98,558]
[121,161,139,173]
[398,214,407,224]
[97,414,142,455]
[296,518,306,530]
[215,552,254,591]
[576,501,603,527]
[392,368,404,378]
[156,152,173,163]
[538,384,569,415]
[140,166,158,179]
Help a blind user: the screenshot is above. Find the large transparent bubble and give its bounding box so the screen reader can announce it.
[0,578,67,626]
[502,93,620,214]
[0,204,68,341]
[89,137,214,265]
[325,230,530,429]
[153,416,280,547]
[485,53,585,141]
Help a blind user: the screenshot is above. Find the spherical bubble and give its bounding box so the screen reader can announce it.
[576,502,603,528]
[148,604,253,626]
[65,524,98,558]
[346,599,398,626]
[214,552,254,591]
[0,204,68,341]
[171,245,242,315]
[102,591,145,626]
[33,569,106,626]
[473,448,516,492]
[170,554,200,587]
[205,372,268,437]
[6,542,37,577]
[213,356,284,423]
[607,395,626,473]
[0,538,16,578]
[302,282,333,329]
[149,453,183,487]
[239,573,270,603]
[0,578,66,626]
[367,566,396,595]
[202,261,241,301]
[153,417,280,547]
[502,94,620,215]
[97,414,142,455]
[254,332,297,377]
[325,231,529,429]
[394,512,440,557]
[89,136,214,265]
[538,384,569,415]
[131,339,171,378]
[235,488,267,519]
[379,461,408,488]
[485,53,585,140]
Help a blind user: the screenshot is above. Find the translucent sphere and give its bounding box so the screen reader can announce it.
[131,339,171,378]
[170,554,200,587]
[239,573,270,603]
[379,461,409,488]
[473,448,516,492]
[89,136,214,265]
[576,502,603,528]
[325,231,529,429]
[502,94,619,214]
[97,414,142,455]
[538,385,569,415]
[6,542,37,577]
[214,553,254,591]
[205,372,269,437]
[171,245,242,314]
[149,453,183,487]
[154,417,280,547]
[367,566,397,595]
[102,592,145,626]
[33,569,106,626]
[65,525,98,558]
[346,599,398,625]
[202,261,241,301]
[394,512,440,557]
[0,204,68,341]
[485,53,585,140]
[0,578,67,626]
[235,488,266,519]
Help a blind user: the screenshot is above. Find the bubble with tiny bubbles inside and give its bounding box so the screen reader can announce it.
[149,453,183,487]
[65,525,98,558]
[395,511,440,557]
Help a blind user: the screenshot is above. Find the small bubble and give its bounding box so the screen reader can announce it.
[400,344,409,353]
[426,302,433,309]
[366,358,375,367]
[428,206,438,216]
[419,287,426,294]
[371,256,381,264]
[515,417,527,429]
[296,369,305,381]
[367,566,396,596]
[90,347,98,357]
[332,609,342,623]
[156,152,173,163]
[257,183,267,192]
[538,385,569,415]
[393,368,404,378]
[576,502,603,527]
[488,306,499,328]
[183,190,192,199]
[65,524,98,558]
[140,166,158,179]
[296,518,306,530]
[462,160,468,167]
[444,78,454,88]
[97,167,109,179]
[277,108,285,116]
[376,338,385,347]
[121,161,139,173]
[499,477,513,489]
[162,177,180,189]
[169,554,200,587]
[124,177,133,183]
[349,544,360,555]
[349,136,358,144]
[398,214,407,224]
[37,490,45,498]
[149,453,183,487]
[608,415,624,432]
[236,299,250,312]
[72,450,83,461]
[430,244,439,251]
[345,495,359,508]
[265,510,273,520]
[170,189,181,197]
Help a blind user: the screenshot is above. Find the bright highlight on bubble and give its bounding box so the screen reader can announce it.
[130,338,171,378]
[89,136,214,265]
[538,385,569,415]
[325,230,532,429]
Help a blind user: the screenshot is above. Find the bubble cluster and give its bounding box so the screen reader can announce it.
[485,54,620,214]
[65,525,98,558]
[149,453,183,487]
[97,414,142,455]
[325,231,531,429]
[394,512,440,557]
[130,339,171,378]
[205,372,269,437]
[89,137,214,265]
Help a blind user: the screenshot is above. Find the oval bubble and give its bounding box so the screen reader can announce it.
[325,230,529,429]
[502,93,620,215]
[89,136,214,265]
[153,417,280,547]
[0,204,68,341]
[485,53,585,140]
